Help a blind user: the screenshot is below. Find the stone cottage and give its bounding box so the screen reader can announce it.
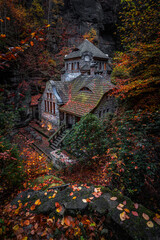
[39,39,116,130]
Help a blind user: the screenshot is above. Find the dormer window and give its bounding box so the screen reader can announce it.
[84,55,90,62]
[80,87,92,92]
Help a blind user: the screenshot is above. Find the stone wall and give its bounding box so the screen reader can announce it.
[93,93,117,118]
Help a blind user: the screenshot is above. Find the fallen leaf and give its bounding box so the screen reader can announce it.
[27,195,30,199]
[110,197,117,201]
[132,211,138,217]
[34,223,38,230]
[35,199,41,205]
[134,203,139,209]
[13,225,19,231]
[147,221,154,228]
[44,192,47,196]
[120,211,129,221]
[64,216,73,226]
[123,200,127,205]
[30,205,35,211]
[30,41,34,46]
[82,199,87,203]
[22,236,28,240]
[142,213,149,221]
[31,230,35,235]
[55,202,60,208]
[124,208,130,213]
[24,220,30,226]
[72,196,76,199]
[117,206,123,211]
[153,217,160,225]
[70,192,73,196]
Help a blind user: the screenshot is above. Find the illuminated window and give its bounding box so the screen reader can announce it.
[104,62,107,70]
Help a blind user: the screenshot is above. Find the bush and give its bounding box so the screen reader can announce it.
[103,110,160,196]
[63,114,107,163]
[0,136,25,192]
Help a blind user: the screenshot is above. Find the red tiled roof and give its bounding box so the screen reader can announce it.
[59,75,115,116]
[60,101,95,117]
[30,94,41,106]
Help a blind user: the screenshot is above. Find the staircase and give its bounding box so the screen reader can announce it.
[48,124,70,150]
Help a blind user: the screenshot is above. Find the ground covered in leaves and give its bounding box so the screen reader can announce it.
[0,130,160,240]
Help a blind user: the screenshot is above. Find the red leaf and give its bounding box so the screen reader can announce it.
[132,211,139,216]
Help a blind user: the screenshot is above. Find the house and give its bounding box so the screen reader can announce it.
[38,39,116,130]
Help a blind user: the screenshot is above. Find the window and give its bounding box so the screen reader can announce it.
[47,93,49,99]
[53,102,55,114]
[77,62,79,69]
[50,93,52,99]
[47,101,49,112]
[104,62,107,70]
[66,63,68,70]
[85,55,90,61]
[45,100,47,112]
[71,63,74,70]
[50,101,52,113]
[80,87,92,92]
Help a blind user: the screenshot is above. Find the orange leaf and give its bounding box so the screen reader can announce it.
[6,17,10,21]
[1,34,6,38]
[13,225,19,231]
[132,211,138,217]
[72,196,76,199]
[30,205,35,211]
[64,216,73,226]
[124,208,130,213]
[24,220,30,226]
[70,192,73,196]
[147,221,154,228]
[30,41,34,46]
[142,213,149,221]
[35,199,41,205]
[110,197,117,201]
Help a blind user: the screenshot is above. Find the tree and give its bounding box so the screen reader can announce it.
[63,114,107,162]
[111,0,160,103]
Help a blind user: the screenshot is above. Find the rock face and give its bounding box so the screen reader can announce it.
[11,184,160,240]
[62,0,120,55]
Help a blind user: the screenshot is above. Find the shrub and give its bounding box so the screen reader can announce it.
[103,110,160,196]
[0,136,25,192]
[63,114,107,163]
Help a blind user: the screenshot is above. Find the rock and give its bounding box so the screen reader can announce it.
[11,182,160,240]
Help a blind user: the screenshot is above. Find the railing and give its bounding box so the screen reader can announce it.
[48,124,66,144]
[58,128,73,148]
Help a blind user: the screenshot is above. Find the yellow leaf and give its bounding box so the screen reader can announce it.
[72,196,77,199]
[22,237,28,240]
[35,199,41,205]
[147,221,154,228]
[120,211,129,221]
[13,225,19,231]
